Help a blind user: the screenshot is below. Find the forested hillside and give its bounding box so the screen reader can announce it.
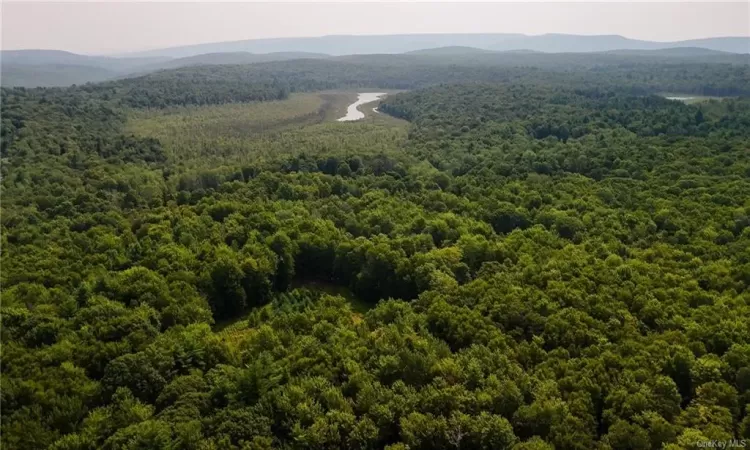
[4,49,749,94]
[2,54,750,449]
[88,55,750,99]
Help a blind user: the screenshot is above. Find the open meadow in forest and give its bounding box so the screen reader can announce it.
[126,91,409,169]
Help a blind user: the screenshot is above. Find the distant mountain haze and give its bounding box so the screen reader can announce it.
[2,34,748,88]
[0,51,333,87]
[405,47,497,56]
[116,34,750,58]
[0,49,170,70]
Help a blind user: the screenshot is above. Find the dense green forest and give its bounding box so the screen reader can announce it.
[2,54,750,449]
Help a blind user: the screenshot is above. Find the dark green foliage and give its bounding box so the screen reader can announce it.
[2,54,750,449]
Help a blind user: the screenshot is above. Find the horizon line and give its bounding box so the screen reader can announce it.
[2,32,749,56]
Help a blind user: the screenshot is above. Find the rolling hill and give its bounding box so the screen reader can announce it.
[118,33,750,58]
[605,47,734,56]
[2,34,748,87]
[405,46,496,56]
[1,50,330,87]
[136,51,330,72]
[0,64,117,87]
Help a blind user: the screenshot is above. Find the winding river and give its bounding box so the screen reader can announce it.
[337,93,387,121]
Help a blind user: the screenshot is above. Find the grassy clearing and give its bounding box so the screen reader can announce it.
[318,91,359,120]
[126,91,410,170]
[126,91,405,147]
[126,93,328,152]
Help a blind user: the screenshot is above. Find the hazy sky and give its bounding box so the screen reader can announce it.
[2,1,749,54]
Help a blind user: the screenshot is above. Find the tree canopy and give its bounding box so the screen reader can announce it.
[2,53,750,449]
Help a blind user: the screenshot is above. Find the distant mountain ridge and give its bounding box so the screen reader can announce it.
[116,33,750,58]
[605,47,734,56]
[1,49,169,71]
[405,46,496,56]
[2,33,748,87]
[0,50,332,87]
